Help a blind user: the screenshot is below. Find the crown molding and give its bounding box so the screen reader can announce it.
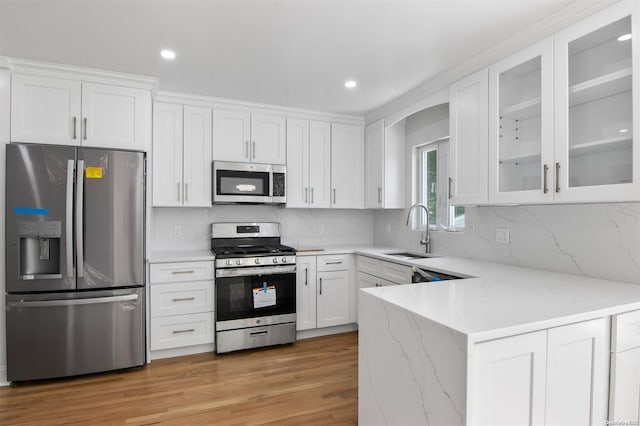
[2,57,158,92]
[365,0,620,125]
[155,90,365,125]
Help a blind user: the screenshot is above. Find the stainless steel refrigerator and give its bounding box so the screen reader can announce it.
[5,143,146,381]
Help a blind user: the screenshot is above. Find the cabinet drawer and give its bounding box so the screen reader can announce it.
[612,310,640,353]
[358,256,380,275]
[150,261,214,284]
[150,281,214,318]
[317,255,350,272]
[380,261,412,284]
[150,312,214,351]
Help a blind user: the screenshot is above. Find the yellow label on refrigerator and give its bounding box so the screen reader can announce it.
[85,167,103,179]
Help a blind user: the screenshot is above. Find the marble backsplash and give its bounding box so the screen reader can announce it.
[374,203,640,284]
[152,206,375,251]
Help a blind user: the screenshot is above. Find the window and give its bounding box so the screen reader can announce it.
[415,138,464,229]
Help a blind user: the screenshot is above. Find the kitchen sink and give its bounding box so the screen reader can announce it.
[384,251,434,260]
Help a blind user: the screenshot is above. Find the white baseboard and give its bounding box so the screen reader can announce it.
[297,323,358,340]
[0,365,8,386]
[150,343,215,360]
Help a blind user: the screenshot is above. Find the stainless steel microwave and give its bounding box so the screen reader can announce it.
[212,161,286,204]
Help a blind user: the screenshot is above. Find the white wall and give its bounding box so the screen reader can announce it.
[0,67,9,384]
[152,206,375,252]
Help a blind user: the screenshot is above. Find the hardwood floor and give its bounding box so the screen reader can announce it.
[0,332,358,426]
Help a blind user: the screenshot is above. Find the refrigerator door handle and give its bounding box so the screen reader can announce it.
[7,294,139,308]
[66,159,75,278]
[76,159,85,278]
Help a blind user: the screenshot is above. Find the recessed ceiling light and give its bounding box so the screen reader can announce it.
[617,33,632,41]
[619,128,629,133]
[160,49,176,60]
[344,80,357,89]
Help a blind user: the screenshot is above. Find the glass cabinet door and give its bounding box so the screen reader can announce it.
[489,38,554,203]
[555,2,640,202]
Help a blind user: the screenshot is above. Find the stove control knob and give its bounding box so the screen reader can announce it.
[281,257,287,263]
[273,257,279,264]
[226,259,233,266]
[255,258,260,265]
[236,259,242,266]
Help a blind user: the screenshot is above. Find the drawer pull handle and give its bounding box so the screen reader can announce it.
[172,328,195,334]
[172,297,195,302]
[171,270,195,275]
[325,261,343,265]
[250,330,268,337]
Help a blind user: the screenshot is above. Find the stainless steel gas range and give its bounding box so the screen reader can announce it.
[211,222,296,353]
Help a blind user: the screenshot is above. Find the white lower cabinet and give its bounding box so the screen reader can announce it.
[149,260,215,351]
[609,309,640,424]
[471,317,609,426]
[296,255,353,331]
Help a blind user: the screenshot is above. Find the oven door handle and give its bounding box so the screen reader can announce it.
[215,265,296,278]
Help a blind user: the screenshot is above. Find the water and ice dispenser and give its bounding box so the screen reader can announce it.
[17,221,62,279]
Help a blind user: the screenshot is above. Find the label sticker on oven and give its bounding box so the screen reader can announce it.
[253,282,277,308]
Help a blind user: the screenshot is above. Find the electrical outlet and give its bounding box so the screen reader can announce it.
[495,228,510,244]
[174,226,182,237]
[318,225,325,235]
[386,223,391,233]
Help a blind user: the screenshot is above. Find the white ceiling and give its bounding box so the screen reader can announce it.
[0,0,583,116]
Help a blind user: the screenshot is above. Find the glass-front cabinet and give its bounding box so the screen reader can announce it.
[489,38,554,203]
[554,0,640,202]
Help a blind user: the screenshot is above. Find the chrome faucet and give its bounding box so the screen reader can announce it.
[406,203,432,254]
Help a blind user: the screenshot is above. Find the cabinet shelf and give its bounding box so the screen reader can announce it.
[569,67,632,107]
[569,135,632,157]
[501,97,542,120]
[500,152,541,165]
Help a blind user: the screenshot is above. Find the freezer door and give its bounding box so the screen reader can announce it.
[5,144,77,292]
[77,148,145,289]
[6,288,145,381]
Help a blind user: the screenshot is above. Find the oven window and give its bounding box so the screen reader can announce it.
[217,170,269,196]
[216,272,296,322]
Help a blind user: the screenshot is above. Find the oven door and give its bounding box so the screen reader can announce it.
[213,161,272,203]
[215,268,296,330]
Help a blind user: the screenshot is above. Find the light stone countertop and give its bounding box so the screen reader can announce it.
[298,245,640,343]
[148,250,215,263]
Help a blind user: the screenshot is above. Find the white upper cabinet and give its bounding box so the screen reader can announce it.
[489,38,555,204]
[554,0,640,202]
[331,123,364,209]
[212,109,285,165]
[286,119,331,208]
[11,74,151,151]
[11,75,81,145]
[81,83,151,151]
[153,102,212,207]
[365,119,406,209]
[450,68,489,205]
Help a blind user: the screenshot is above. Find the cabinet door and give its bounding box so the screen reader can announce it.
[450,68,489,205]
[152,102,183,207]
[81,83,151,151]
[365,119,384,208]
[212,109,251,162]
[489,38,554,204]
[545,318,610,426]
[296,257,317,331]
[472,330,547,426]
[183,106,212,207]
[309,121,332,208]
[251,114,286,165]
[316,270,350,328]
[11,74,81,145]
[286,118,310,208]
[609,347,640,424]
[554,1,640,202]
[331,123,364,208]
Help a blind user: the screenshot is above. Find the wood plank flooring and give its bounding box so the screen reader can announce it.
[0,331,358,425]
